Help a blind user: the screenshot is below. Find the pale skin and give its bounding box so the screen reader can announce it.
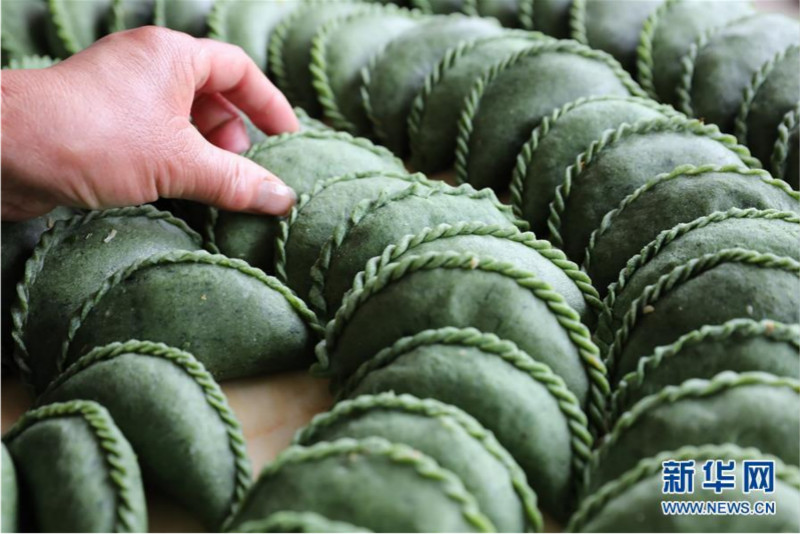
[1,26,299,222]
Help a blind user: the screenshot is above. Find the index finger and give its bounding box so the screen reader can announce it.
[192,37,299,135]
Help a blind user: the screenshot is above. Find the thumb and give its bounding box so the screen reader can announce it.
[160,131,296,215]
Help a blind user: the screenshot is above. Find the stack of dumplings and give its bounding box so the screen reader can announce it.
[2,0,798,532]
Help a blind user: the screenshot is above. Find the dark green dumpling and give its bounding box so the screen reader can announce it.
[295,392,542,532]
[772,104,799,189]
[154,0,214,36]
[678,12,800,133]
[471,0,520,27]
[519,0,572,37]
[12,206,202,392]
[235,511,371,533]
[546,116,760,263]
[224,437,495,532]
[339,328,593,520]
[585,372,799,492]
[455,40,643,191]
[3,400,147,532]
[62,250,323,381]
[612,319,800,416]
[569,444,800,532]
[509,95,680,235]
[45,0,121,57]
[39,340,252,529]
[117,0,155,28]
[362,14,502,155]
[2,444,18,533]
[209,130,404,274]
[597,209,800,348]
[584,165,800,293]
[1,0,50,62]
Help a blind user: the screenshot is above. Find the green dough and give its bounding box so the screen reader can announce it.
[607,250,800,383]
[510,95,678,235]
[362,14,502,155]
[224,437,495,532]
[736,45,800,168]
[772,104,799,189]
[12,206,202,392]
[242,106,331,145]
[39,340,251,529]
[0,0,51,61]
[235,511,371,533]
[570,0,664,74]
[409,31,548,173]
[311,6,422,134]
[4,54,58,69]
[455,40,643,191]
[520,0,572,37]
[547,116,760,263]
[210,130,404,274]
[2,444,17,533]
[339,328,593,520]
[207,0,301,72]
[62,250,322,381]
[309,182,521,316]
[612,319,800,416]
[679,12,800,133]
[3,400,147,533]
[637,0,753,105]
[1,207,74,364]
[269,0,365,114]
[585,372,799,492]
[362,221,601,326]
[472,0,520,27]
[569,444,800,532]
[45,0,120,57]
[295,392,542,531]
[584,165,800,293]
[277,171,431,302]
[155,0,214,36]
[597,209,800,348]
[319,252,608,432]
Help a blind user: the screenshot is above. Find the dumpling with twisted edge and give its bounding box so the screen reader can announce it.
[224,437,496,532]
[295,392,542,532]
[39,340,251,530]
[3,400,147,532]
[0,0,50,62]
[338,327,593,520]
[11,206,202,392]
[45,0,122,57]
[62,250,323,381]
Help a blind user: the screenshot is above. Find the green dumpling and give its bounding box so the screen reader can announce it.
[470,0,520,27]
[455,40,644,191]
[569,444,800,532]
[61,250,323,381]
[2,444,18,533]
[39,340,252,529]
[308,182,522,316]
[362,14,502,155]
[596,208,800,349]
[519,0,572,37]
[3,400,147,532]
[207,0,301,72]
[772,103,799,189]
[570,0,664,74]
[208,130,404,274]
[319,252,609,432]
[584,372,799,492]
[276,171,431,302]
[338,328,593,520]
[154,0,214,36]
[677,12,800,133]
[45,0,121,57]
[606,249,800,383]
[117,0,155,28]
[584,164,800,293]
[223,437,495,532]
[269,0,366,114]
[546,116,760,263]
[408,30,549,173]
[234,511,371,533]
[3,54,58,69]
[295,392,542,532]
[412,0,470,14]
[611,319,800,417]
[636,0,753,105]
[509,95,680,235]
[1,0,51,62]
[311,5,423,134]
[12,206,202,392]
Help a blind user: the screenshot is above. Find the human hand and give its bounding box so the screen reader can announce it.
[1,26,300,221]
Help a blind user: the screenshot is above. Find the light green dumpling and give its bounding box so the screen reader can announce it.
[3,400,147,532]
[224,437,495,532]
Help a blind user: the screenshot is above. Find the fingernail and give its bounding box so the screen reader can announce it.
[256,181,296,215]
[230,126,251,154]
